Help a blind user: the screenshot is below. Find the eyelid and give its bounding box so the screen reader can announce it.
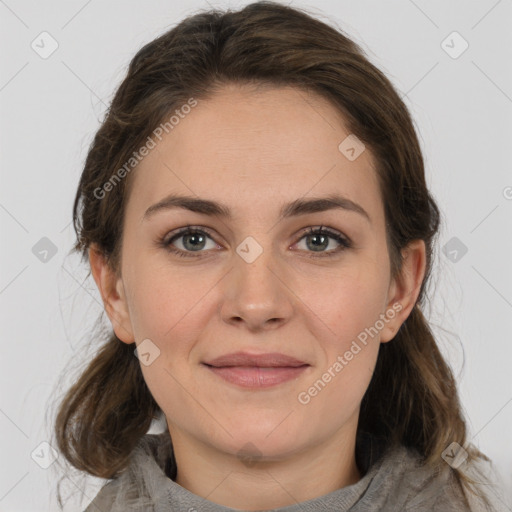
[164,225,218,243]
[291,225,352,256]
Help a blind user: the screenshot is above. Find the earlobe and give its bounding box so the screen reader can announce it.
[88,244,135,344]
[381,239,426,343]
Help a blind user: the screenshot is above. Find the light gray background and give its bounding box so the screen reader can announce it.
[1,0,511,510]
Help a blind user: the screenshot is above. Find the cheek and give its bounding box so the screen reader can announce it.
[128,266,213,422]
[126,262,214,343]
[299,266,387,348]
[298,340,379,433]
[298,270,386,400]
[297,275,384,410]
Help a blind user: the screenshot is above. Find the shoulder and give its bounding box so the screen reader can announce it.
[82,431,174,512]
[364,443,478,511]
[83,479,120,512]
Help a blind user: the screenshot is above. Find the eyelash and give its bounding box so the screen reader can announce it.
[159,225,352,259]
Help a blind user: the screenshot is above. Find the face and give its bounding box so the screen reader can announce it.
[92,83,424,464]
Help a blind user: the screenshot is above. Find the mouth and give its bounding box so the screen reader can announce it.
[201,351,311,388]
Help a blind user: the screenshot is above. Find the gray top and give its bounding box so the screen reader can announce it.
[83,431,500,512]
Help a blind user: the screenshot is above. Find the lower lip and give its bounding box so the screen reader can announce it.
[203,364,309,388]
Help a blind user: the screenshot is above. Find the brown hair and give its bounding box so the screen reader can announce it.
[53,1,495,508]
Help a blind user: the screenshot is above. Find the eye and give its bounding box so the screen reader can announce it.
[159,225,352,259]
[162,226,219,258]
[293,226,352,258]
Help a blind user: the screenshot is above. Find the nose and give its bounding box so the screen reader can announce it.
[220,243,294,332]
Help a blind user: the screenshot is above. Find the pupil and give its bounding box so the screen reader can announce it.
[308,234,327,251]
[184,233,205,251]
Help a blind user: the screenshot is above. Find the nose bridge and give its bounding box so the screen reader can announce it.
[221,234,293,329]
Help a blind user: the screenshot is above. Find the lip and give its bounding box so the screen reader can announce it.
[202,351,310,389]
[204,351,308,368]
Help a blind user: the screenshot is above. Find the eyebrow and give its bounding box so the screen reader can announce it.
[142,193,371,224]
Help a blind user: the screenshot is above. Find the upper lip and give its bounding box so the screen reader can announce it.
[203,351,309,368]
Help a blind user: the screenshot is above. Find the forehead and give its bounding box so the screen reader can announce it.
[125,84,382,225]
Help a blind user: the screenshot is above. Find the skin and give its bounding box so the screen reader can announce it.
[89,83,426,510]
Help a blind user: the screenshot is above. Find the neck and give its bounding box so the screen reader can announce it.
[168,420,362,510]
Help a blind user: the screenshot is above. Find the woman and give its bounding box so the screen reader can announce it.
[53,2,502,510]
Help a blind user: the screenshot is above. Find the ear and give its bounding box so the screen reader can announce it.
[88,244,135,344]
[380,239,426,343]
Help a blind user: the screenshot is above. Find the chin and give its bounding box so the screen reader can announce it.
[220,427,305,460]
